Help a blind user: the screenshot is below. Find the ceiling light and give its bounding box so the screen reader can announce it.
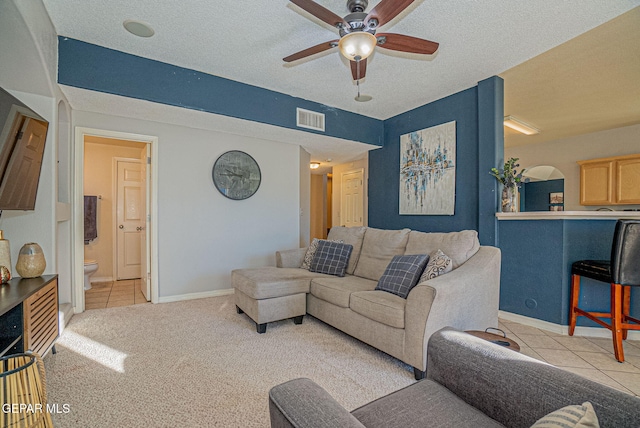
[123,20,155,38]
[503,116,539,135]
[310,162,321,169]
[338,32,377,61]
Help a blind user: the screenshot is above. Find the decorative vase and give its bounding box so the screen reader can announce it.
[0,230,11,278]
[501,186,518,213]
[0,266,10,283]
[15,242,46,278]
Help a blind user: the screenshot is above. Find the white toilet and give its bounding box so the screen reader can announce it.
[84,259,98,290]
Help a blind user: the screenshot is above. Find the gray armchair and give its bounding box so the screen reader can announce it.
[269,328,640,428]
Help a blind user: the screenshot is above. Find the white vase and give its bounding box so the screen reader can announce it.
[0,230,11,277]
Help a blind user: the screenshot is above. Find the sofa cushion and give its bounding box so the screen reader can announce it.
[310,276,377,308]
[309,241,353,277]
[301,238,343,270]
[327,226,367,275]
[375,254,429,299]
[531,402,599,428]
[350,290,406,329]
[354,228,411,281]
[352,379,504,428]
[405,230,480,269]
[232,267,322,299]
[419,249,453,283]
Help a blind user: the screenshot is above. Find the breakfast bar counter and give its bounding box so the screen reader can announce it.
[496,211,640,328]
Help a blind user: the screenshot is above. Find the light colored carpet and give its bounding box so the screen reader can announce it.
[44,295,415,427]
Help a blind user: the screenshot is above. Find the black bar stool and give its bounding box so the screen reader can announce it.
[569,219,640,362]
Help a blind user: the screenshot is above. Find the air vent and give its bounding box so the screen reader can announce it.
[296,108,325,132]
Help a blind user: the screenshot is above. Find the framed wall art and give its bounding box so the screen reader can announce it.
[399,121,456,215]
[549,192,564,204]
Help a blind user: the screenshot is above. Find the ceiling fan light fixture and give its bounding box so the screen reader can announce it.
[338,31,377,61]
[504,116,540,135]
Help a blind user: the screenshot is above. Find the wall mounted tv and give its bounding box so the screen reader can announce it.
[0,87,49,211]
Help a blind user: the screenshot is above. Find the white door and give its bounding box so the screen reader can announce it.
[139,146,151,300]
[116,160,144,280]
[341,170,364,227]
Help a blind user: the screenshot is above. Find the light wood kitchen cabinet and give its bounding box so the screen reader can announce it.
[578,154,640,205]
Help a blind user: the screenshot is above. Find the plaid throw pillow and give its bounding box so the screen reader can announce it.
[375,254,429,299]
[309,240,353,277]
[301,238,343,270]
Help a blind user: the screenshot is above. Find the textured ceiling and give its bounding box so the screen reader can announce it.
[38,0,640,172]
[41,0,640,121]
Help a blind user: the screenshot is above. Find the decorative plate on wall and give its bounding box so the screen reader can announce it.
[212,150,261,200]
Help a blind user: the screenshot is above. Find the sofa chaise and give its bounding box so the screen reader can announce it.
[269,328,640,428]
[232,226,501,379]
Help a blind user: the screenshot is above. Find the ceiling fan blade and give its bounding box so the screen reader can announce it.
[364,0,415,27]
[283,40,339,62]
[290,0,348,29]
[350,59,367,81]
[376,33,439,54]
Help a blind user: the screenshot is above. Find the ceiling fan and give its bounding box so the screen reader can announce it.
[283,0,439,81]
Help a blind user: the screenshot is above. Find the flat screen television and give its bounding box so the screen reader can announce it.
[0,87,49,211]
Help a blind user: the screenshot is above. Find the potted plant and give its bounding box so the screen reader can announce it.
[490,158,525,212]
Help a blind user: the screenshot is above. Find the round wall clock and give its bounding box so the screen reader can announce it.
[212,150,261,200]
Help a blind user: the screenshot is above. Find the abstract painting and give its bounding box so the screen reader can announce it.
[399,121,456,215]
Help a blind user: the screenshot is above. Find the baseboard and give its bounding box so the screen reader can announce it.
[59,302,74,333]
[157,288,234,304]
[499,310,640,340]
[90,276,113,283]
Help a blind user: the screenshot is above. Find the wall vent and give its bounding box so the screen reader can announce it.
[296,108,325,132]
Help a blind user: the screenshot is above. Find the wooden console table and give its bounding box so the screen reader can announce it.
[0,275,59,358]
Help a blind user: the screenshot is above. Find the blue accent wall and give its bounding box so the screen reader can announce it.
[523,179,564,212]
[57,37,384,147]
[368,77,503,242]
[498,219,637,326]
[477,77,504,245]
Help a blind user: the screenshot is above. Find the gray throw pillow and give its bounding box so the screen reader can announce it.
[301,238,343,270]
[375,254,429,299]
[418,249,452,283]
[309,240,353,277]
[530,402,599,428]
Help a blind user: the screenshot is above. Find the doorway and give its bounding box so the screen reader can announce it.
[73,127,158,313]
[340,169,364,227]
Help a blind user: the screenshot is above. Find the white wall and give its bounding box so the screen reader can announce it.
[299,147,310,247]
[0,0,72,307]
[506,124,640,211]
[73,110,302,298]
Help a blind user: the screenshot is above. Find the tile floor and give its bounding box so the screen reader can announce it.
[84,279,149,310]
[499,319,640,396]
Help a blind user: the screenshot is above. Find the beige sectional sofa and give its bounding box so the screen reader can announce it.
[232,226,501,379]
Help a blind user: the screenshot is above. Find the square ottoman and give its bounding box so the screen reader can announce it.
[232,267,319,333]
